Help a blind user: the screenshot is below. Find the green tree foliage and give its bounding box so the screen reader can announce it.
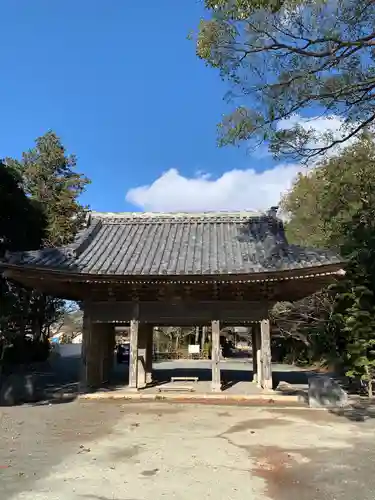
[332,201,375,396]
[1,132,90,350]
[0,161,45,254]
[6,131,90,247]
[281,133,375,248]
[0,160,46,340]
[195,0,375,160]
[277,136,375,394]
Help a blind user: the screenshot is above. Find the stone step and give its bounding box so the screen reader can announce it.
[159,385,196,393]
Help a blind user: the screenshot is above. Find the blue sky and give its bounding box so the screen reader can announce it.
[0,1,337,213]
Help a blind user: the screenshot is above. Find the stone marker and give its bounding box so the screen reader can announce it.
[308,375,349,408]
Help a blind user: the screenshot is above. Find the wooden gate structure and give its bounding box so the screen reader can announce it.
[1,210,344,392]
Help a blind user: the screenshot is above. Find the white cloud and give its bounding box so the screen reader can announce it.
[278,114,344,138]
[278,114,359,160]
[279,114,345,134]
[126,113,356,213]
[126,164,301,212]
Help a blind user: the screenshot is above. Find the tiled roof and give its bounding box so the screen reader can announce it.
[3,211,343,276]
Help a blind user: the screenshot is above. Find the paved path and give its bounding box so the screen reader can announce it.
[1,400,375,500]
[49,345,313,391]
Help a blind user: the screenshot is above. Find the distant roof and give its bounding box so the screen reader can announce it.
[2,210,343,277]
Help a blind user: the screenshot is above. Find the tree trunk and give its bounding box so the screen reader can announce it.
[195,327,200,344]
[201,326,207,351]
[365,366,373,398]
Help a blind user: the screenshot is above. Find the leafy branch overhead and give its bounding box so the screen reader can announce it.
[196,0,375,160]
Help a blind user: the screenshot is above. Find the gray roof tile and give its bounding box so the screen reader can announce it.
[3,211,343,276]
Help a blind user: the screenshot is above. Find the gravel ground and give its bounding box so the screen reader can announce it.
[1,400,375,500]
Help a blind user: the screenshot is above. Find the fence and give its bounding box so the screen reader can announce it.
[153,348,211,362]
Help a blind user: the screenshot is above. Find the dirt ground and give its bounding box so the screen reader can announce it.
[1,400,375,500]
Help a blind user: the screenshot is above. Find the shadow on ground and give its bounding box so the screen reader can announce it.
[0,349,354,412]
[1,350,312,405]
[0,354,80,407]
[329,400,375,422]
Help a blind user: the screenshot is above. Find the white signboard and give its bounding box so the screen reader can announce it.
[188,344,200,354]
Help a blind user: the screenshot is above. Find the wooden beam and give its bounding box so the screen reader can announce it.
[211,320,221,392]
[260,319,272,390]
[88,300,268,324]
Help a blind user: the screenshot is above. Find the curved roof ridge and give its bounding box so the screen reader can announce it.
[66,218,103,257]
[90,209,266,220]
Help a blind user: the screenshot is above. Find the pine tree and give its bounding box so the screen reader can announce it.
[7,131,90,247]
[0,160,46,341]
[2,132,90,344]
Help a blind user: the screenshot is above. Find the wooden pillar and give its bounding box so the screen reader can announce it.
[108,325,115,377]
[251,325,258,383]
[211,320,221,392]
[82,319,109,390]
[102,324,115,384]
[137,324,148,389]
[253,323,262,387]
[129,317,139,390]
[260,318,272,390]
[80,308,90,390]
[145,325,153,385]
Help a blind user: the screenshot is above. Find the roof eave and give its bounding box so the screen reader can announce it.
[2,261,346,284]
